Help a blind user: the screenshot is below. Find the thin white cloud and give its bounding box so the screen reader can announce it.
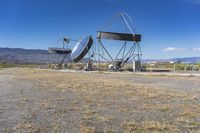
[193,0,200,4]
[193,48,200,51]
[184,0,200,5]
[162,47,187,52]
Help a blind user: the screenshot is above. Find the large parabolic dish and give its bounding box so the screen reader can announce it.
[71,35,93,62]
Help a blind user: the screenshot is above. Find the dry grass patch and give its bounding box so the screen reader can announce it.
[12,122,41,133]
[10,68,200,132]
[123,121,174,132]
[142,104,172,112]
[80,125,95,133]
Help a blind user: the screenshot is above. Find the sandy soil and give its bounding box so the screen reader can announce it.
[0,68,200,133]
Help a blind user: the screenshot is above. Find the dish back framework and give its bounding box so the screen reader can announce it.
[48,37,71,68]
[97,12,142,71]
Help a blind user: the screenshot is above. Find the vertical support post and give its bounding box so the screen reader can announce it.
[132,42,142,72]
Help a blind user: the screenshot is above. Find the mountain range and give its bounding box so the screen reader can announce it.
[0,47,49,64]
[0,47,200,64]
[142,57,200,64]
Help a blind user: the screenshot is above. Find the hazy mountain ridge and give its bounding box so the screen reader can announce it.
[0,47,200,64]
[0,47,49,64]
[142,57,200,64]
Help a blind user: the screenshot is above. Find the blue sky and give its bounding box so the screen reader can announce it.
[0,0,200,59]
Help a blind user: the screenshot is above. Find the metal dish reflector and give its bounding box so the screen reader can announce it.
[97,31,141,42]
[48,48,71,54]
[71,35,93,62]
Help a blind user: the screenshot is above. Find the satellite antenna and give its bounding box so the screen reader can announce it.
[71,35,93,62]
[97,12,142,71]
[48,37,71,69]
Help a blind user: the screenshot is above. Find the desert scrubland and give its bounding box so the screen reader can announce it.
[0,68,200,132]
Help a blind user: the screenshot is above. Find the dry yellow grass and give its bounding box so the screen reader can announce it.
[9,68,200,132]
[123,120,174,132]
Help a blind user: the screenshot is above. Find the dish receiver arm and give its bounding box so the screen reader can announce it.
[97,31,141,42]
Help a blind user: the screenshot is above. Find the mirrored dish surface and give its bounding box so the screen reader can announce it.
[71,35,93,62]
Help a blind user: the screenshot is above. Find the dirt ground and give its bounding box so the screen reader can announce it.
[0,68,200,133]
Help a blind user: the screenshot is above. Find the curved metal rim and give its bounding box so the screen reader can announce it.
[71,36,93,62]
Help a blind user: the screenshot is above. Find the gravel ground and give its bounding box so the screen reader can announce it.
[98,72,200,98]
[0,68,200,133]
